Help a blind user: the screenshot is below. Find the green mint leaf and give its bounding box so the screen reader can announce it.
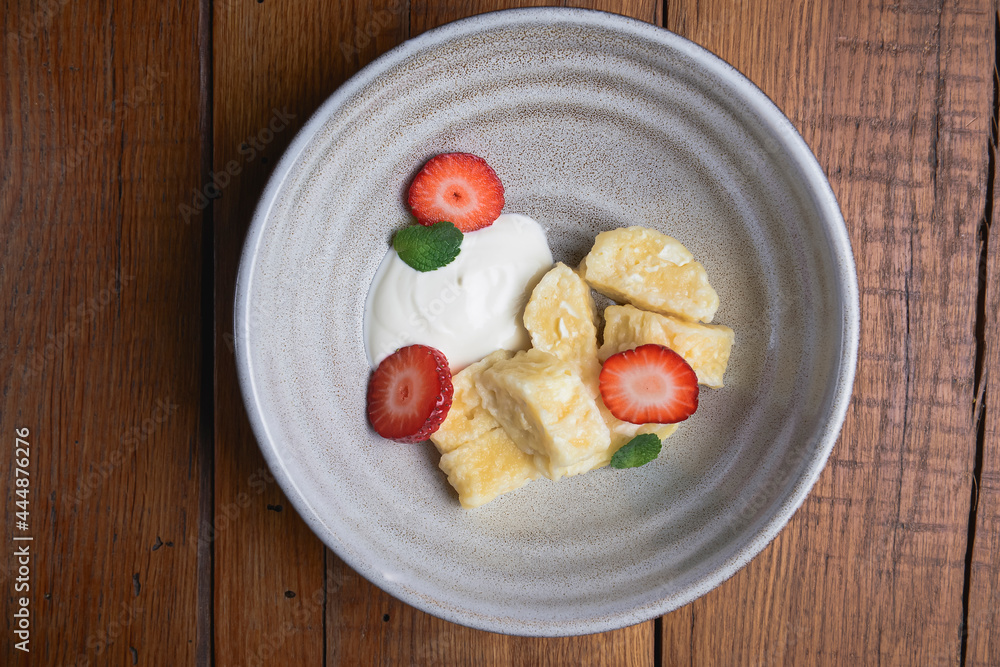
[393,222,463,272]
[610,433,662,469]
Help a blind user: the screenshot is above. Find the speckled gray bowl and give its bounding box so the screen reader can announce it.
[235,8,859,636]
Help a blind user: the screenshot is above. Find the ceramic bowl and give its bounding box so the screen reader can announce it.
[235,7,859,636]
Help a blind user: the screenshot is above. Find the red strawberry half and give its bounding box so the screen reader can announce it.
[367,344,454,443]
[407,152,505,232]
[599,344,699,425]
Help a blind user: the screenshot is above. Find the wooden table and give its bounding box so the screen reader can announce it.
[2,0,997,664]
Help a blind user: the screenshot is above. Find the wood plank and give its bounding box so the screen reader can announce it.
[327,553,655,666]
[0,1,203,665]
[662,1,994,665]
[210,1,409,665]
[967,20,999,662]
[410,0,659,36]
[325,1,658,664]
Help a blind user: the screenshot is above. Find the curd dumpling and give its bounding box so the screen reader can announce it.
[600,304,734,388]
[580,227,719,323]
[522,262,601,396]
[476,349,611,480]
[438,428,541,509]
[430,350,540,508]
[431,350,515,453]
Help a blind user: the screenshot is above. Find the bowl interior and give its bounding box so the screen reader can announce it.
[236,8,857,636]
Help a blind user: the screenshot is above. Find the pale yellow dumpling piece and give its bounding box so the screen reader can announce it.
[429,350,541,508]
[580,227,719,323]
[476,349,611,480]
[521,264,681,475]
[430,350,514,454]
[522,262,601,397]
[438,427,541,509]
[600,304,734,388]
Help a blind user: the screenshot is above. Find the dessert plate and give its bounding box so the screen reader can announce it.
[235,7,859,636]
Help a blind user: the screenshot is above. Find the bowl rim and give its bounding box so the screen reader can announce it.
[233,6,860,636]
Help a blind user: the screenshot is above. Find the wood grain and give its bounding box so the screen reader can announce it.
[663,1,995,665]
[410,0,661,36]
[326,552,654,666]
[0,1,204,665]
[0,0,995,664]
[210,1,408,665]
[967,22,999,662]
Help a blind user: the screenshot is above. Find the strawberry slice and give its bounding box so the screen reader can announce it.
[407,153,505,232]
[599,344,699,425]
[367,344,454,443]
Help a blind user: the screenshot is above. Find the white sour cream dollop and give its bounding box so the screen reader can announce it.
[364,213,553,371]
